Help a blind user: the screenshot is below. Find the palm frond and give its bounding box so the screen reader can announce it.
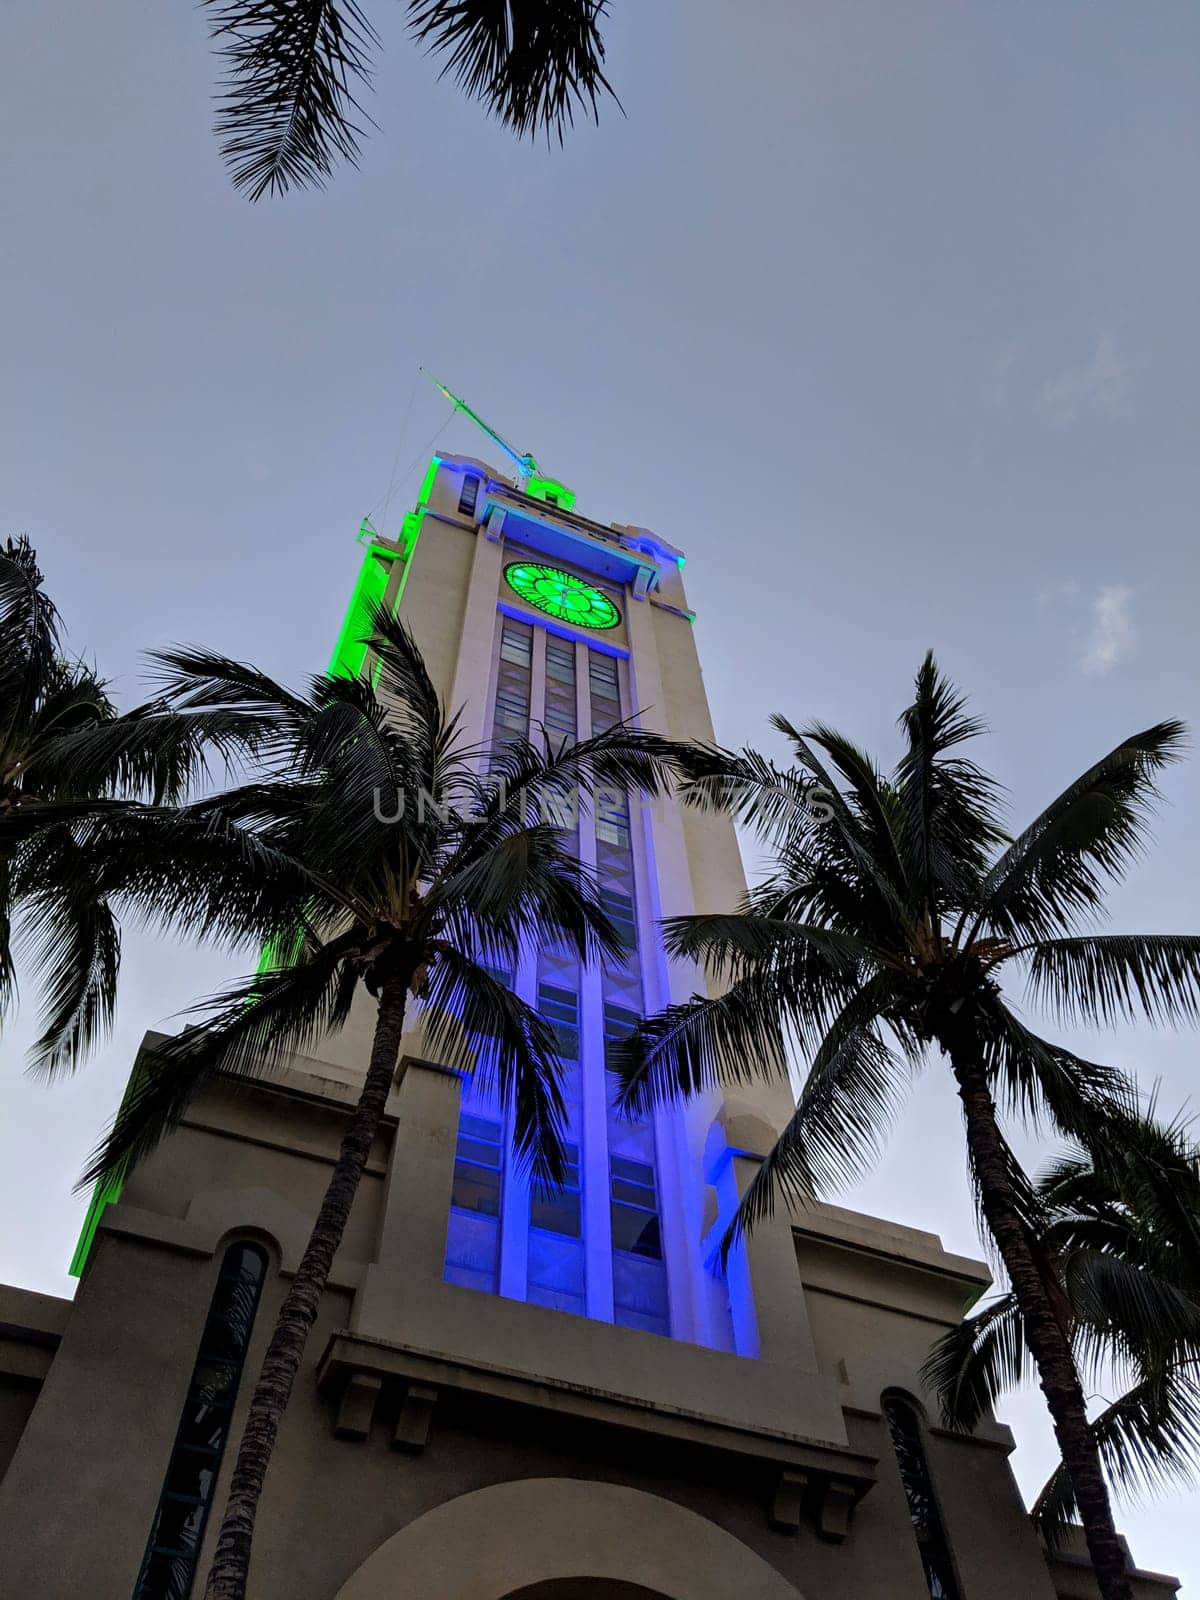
[922,1293,1029,1432]
[0,536,62,753]
[1026,934,1200,1029]
[975,722,1186,943]
[421,941,566,1183]
[407,0,618,142]
[204,0,379,199]
[1063,1249,1200,1359]
[893,652,1005,917]
[19,700,246,806]
[482,718,676,821]
[365,602,445,752]
[79,798,348,950]
[149,644,314,728]
[81,934,360,1188]
[1033,1363,1200,1547]
[721,977,913,1250]
[669,740,826,849]
[977,995,1136,1144]
[14,832,120,1076]
[767,715,914,934]
[613,972,793,1118]
[428,821,622,968]
[794,720,911,904]
[658,910,874,985]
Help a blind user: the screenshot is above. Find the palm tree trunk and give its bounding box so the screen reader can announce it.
[948,1044,1133,1600]
[201,974,411,1600]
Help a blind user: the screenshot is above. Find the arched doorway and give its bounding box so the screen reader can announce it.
[332,1479,805,1600]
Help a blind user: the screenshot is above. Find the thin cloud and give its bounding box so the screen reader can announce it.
[1081,585,1136,675]
[1038,335,1131,429]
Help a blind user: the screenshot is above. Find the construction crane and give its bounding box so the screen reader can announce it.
[421,368,542,486]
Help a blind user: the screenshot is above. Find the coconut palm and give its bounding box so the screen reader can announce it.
[80,606,672,1600]
[924,1106,1200,1547]
[0,536,206,1070]
[203,0,619,199]
[614,653,1200,1600]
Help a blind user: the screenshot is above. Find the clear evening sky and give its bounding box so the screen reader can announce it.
[2,0,1198,1583]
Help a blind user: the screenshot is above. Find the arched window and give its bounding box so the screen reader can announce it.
[133,1242,268,1599]
[882,1394,961,1600]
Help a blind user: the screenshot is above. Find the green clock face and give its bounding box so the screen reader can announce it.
[504,563,621,630]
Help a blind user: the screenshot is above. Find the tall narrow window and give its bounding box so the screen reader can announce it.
[492,619,533,757]
[588,651,621,734]
[527,1142,585,1315]
[542,636,577,741]
[883,1396,962,1600]
[458,474,480,516]
[444,1113,504,1292]
[608,1145,668,1335]
[133,1242,267,1600]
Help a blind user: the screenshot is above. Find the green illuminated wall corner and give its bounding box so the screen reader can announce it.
[69,1174,123,1278]
[328,483,427,682]
[72,488,433,1277]
[327,543,401,680]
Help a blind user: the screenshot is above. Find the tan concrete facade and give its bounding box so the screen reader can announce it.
[0,462,1180,1598]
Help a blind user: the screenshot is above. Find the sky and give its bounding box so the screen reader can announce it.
[2,0,1199,1584]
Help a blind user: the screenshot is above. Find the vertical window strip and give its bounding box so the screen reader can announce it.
[444,1112,504,1293]
[588,651,621,735]
[883,1397,962,1600]
[527,1142,586,1316]
[492,619,534,759]
[542,636,577,748]
[133,1244,267,1600]
[458,474,480,516]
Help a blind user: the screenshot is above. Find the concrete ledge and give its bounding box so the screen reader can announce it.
[317,1325,877,1534]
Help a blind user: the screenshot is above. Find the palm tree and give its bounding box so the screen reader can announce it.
[203,0,619,199]
[614,653,1200,1600]
[82,607,672,1600]
[924,1105,1200,1548]
[0,536,202,1070]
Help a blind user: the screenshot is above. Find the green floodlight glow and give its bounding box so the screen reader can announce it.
[69,1174,123,1277]
[327,544,400,680]
[416,454,441,508]
[70,486,432,1276]
[504,562,620,630]
[526,476,577,512]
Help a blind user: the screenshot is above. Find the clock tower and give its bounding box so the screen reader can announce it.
[0,454,1179,1600]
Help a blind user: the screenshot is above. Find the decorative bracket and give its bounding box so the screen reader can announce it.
[631,565,655,601]
[484,506,507,543]
[392,1382,439,1452]
[769,1470,808,1533]
[770,1469,863,1541]
[816,1477,859,1543]
[334,1373,381,1440]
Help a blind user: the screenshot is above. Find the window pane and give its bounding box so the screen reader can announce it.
[531,1187,582,1237]
[611,1204,662,1259]
[501,622,532,665]
[613,1251,668,1334]
[450,1163,501,1217]
[611,1155,654,1185]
